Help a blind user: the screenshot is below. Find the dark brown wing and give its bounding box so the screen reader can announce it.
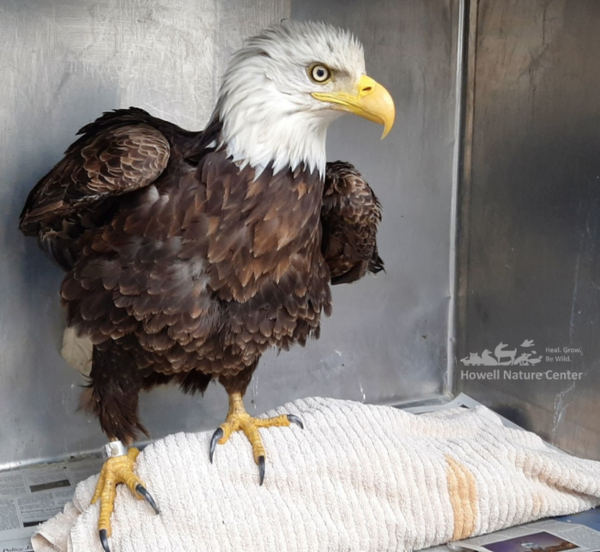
[321,161,384,285]
[19,108,170,269]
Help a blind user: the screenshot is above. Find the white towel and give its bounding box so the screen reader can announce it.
[31,397,600,552]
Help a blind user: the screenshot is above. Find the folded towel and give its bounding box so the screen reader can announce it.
[31,397,600,552]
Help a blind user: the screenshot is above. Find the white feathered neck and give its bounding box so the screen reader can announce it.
[215,81,337,179]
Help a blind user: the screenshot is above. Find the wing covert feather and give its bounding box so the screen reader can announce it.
[20,121,170,235]
[321,161,384,285]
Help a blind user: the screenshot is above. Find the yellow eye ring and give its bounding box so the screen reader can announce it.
[309,64,331,83]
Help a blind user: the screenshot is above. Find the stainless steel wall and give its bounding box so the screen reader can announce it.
[456,0,600,459]
[0,0,461,466]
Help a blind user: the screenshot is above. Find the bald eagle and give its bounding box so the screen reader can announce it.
[19,21,394,551]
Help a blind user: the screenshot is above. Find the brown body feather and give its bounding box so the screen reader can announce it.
[19,108,383,443]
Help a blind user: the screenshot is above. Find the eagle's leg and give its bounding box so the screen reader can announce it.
[82,342,159,552]
[210,366,304,485]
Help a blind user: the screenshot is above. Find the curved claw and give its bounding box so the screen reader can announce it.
[136,484,160,515]
[258,455,266,486]
[99,529,110,552]
[210,428,224,464]
[287,414,304,430]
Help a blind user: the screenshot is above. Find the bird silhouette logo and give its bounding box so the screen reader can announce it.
[460,340,543,367]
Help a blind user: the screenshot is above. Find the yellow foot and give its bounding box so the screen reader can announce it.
[92,446,159,552]
[209,392,304,485]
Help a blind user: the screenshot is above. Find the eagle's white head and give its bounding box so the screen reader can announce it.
[214,21,395,178]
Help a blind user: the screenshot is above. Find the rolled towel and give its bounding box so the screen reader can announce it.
[31,397,600,552]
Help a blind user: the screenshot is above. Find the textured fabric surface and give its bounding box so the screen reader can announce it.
[32,397,600,552]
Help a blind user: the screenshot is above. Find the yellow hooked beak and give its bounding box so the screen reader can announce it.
[312,75,395,139]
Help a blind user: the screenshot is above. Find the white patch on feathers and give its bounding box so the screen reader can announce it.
[213,21,365,178]
[62,327,93,376]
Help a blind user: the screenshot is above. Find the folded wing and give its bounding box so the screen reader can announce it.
[321,161,384,285]
[19,108,170,269]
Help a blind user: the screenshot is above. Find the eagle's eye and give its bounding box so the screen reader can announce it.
[309,64,331,84]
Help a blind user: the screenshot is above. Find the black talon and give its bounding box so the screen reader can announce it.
[99,529,110,552]
[287,414,304,429]
[258,455,266,486]
[136,484,160,515]
[210,428,224,464]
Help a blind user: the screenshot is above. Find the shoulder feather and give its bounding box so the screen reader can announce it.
[19,110,170,235]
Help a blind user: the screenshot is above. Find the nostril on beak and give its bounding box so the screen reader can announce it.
[362,86,372,93]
